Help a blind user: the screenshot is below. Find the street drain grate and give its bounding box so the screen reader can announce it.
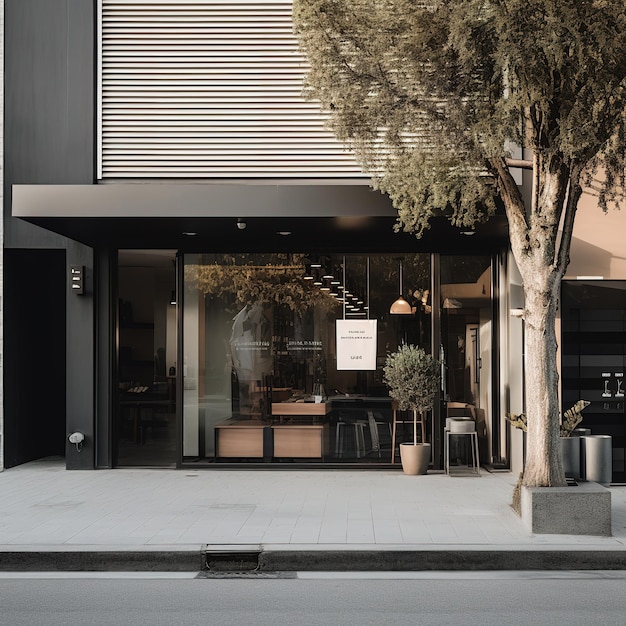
[196,571,296,579]
[204,550,261,573]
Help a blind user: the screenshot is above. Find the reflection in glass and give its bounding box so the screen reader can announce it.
[182,253,432,464]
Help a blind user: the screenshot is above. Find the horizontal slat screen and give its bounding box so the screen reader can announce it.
[99,0,366,179]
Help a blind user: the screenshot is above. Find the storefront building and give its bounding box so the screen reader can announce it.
[3,1,623,478]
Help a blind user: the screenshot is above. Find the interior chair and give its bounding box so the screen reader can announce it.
[363,411,391,458]
[446,401,476,419]
[335,410,368,459]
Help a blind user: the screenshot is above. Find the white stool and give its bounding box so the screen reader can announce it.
[444,421,480,475]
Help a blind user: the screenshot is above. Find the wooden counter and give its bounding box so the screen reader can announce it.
[271,402,331,417]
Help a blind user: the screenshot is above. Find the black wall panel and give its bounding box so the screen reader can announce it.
[4,0,97,468]
[3,250,66,467]
[4,0,94,246]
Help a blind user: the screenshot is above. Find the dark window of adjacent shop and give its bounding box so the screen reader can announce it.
[561,281,626,482]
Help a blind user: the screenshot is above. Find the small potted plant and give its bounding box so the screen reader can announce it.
[383,344,440,475]
[559,400,591,480]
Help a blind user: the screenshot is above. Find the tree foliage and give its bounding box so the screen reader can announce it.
[294,0,626,235]
[383,344,440,413]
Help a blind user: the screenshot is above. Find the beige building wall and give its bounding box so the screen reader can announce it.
[566,190,626,280]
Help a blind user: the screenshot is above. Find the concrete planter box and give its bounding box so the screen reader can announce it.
[521,481,611,536]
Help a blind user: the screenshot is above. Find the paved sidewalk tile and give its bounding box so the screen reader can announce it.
[0,458,625,552]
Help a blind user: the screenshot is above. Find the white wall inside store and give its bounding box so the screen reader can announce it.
[508,256,526,476]
[183,287,200,457]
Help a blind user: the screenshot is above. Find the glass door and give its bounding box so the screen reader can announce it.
[115,250,178,466]
[440,255,493,468]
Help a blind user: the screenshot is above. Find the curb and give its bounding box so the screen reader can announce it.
[0,551,203,572]
[2,548,626,572]
[259,549,626,572]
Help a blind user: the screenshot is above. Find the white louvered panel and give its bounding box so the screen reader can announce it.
[99,1,366,179]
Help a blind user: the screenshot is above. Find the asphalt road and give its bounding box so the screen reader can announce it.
[1,571,625,625]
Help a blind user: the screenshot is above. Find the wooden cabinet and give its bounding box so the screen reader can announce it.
[272,424,328,458]
[214,420,266,458]
[214,419,328,460]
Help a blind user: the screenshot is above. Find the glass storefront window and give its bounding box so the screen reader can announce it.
[182,253,431,464]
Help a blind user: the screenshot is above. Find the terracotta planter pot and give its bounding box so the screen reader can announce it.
[399,443,431,475]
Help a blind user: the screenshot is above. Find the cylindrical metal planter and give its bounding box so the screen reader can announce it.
[560,436,581,480]
[581,435,612,486]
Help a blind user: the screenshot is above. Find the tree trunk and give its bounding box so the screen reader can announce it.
[494,155,573,488]
[520,281,566,487]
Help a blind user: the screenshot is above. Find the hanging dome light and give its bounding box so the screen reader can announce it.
[390,260,413,315]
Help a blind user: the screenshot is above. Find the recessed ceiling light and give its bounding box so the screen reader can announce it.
[277,231,292,236]
[182,231,197,236]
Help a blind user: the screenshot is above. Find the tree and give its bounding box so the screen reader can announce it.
[293,0,626,487]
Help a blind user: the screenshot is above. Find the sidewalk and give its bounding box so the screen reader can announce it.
[1,457,626,572]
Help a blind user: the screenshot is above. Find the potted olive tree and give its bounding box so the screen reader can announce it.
[383,344,440,475]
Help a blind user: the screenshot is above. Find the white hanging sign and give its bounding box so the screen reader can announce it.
[336,320,377,370]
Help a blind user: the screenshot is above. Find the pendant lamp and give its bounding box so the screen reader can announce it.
[390,260,413,315]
